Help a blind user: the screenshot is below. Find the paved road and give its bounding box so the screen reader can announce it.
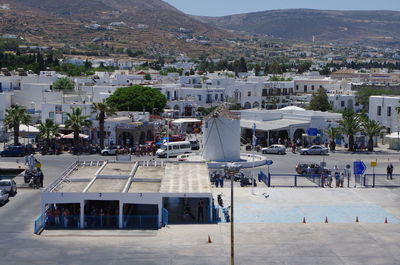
[0,152,399,264]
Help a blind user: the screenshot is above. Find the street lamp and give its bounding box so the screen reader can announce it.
[223,163,242,265]
[166,113,172,161]
[397,128,399,152]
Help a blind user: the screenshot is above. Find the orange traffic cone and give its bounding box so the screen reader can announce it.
[355,216,359,223]
[325,217,328,223]
[302,217,306,224]
[384,217,388,224]
[208,235,212,243]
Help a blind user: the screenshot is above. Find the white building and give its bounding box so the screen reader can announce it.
[369,96,400,134]
[239,106,342,146]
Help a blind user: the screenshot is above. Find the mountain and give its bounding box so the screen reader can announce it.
[0,0,232,56]
[196,9,400,45]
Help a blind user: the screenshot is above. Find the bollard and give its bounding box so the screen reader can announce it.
[356,216,359,223]
[384,217,388,224]
[302,217,306,224]
[208,235,212,243]
[325,216,328,223]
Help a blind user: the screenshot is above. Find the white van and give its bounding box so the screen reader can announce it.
[156,141,192,158]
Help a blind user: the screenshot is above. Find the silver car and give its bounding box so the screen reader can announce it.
[299,145,328,155]
[0,189,9,205]
[0,179,17,196]
[261,145,286,155]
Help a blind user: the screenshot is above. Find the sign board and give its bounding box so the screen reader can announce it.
[353,161,367,175]
[307,128,318,137]
[370,161,378,167]
[266,160,273,166]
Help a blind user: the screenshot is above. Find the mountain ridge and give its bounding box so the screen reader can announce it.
[195,9,400,45]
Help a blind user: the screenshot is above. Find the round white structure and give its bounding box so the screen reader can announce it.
[202,108,240,162]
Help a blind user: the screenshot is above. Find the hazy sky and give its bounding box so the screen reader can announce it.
[163,0,400,16]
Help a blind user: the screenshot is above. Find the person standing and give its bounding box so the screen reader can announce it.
[387,163,394,180]
[197,200,204,222]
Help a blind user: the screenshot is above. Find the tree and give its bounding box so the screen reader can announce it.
[38,119,59,150]
[396,99,400,115]
[308,87,331,112]
[144,73,151,80]
[324,127,339,150]
[52,77,74,91]
[106,85,167,113]
[92,102,117,149]
[297,61,312,74]
[254,64,261,76]
[360,117,386,151]
[338,110,362,151]
[65,108,92,153]
[268,62,283,74]
[356,86,391,111]
[197,106,217,116]
[4,105,32,145]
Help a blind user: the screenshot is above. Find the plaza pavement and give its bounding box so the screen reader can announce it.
[1,151,400,264]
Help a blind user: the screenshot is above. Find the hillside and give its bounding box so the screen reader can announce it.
[0,0,233,56]
[196,9,400,45]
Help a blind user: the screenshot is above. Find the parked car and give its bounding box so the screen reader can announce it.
[299,145,328,155]
[0,189,9,205]
[189,140,200,150]
[0,179,17,196]
[101,146,118,156]
[0,146,26,157]
[295,163,323,175]
[261,145,286,155]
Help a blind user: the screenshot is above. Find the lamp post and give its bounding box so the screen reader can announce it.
[166,113,172,161]
[223,163,242,265]
[397,128,399,152]
[107,126,111,146]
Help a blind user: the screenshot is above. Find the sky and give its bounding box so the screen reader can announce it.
[163,0,400,16]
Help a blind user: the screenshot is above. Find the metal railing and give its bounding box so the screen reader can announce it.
[364,173,400,188]
[34,213,47,234]
[124,215,158,229]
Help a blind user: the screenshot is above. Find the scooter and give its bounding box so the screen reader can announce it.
[29,175,41,189]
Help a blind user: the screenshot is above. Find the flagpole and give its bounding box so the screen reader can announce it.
[252,123,256,195]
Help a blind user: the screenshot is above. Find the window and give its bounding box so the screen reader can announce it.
[320,85,323,89]
[377,106,382,116]
[262,89,268,96]
[388,106,392,117]
[198,95,202,101]
[166,91,171,100]
[215,94,218,101]
[341,101,345,107]
[296,85,299,90]
[304,85,307,92]
[173,145,179,150]
[49,112,55,121]
[247,91,251,97]
[62,112,68,124]
[311,85,315,90]
[220,94,224,101]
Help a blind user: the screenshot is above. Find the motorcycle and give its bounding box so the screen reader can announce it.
[29,175,41,189]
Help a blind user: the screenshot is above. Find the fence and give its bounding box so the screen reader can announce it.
[267,174,321,187]
[363,173,400,188]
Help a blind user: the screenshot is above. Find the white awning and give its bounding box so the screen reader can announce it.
[172,118,201,124]
[19,124,40,133]
[240,119,310,131]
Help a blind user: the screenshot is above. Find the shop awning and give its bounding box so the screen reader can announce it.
[240,119,310,131]
[172,118,201,124]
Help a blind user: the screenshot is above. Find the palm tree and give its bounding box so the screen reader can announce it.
[91,102,116,149]
[361,117,386,152]
[65,108,92,153]
[338,111,362,151]
[324,127,339,151]
[4,105,32,145]
[38,119,59,150]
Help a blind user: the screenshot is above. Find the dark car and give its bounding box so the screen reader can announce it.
[295,163,323,175]
[189,140,200,150]
[0,146,26,157]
